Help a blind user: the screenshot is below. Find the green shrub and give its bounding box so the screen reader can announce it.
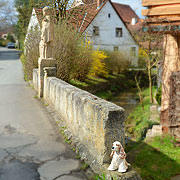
[104,51,131,74]
[23,27,40,80]
[138,48,147,68]
[54,22,92,82]
[138,56,146,68]
[0,39,9,47]
[155,85,162,105]
[7,34,16,43]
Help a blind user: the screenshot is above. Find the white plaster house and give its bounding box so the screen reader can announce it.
[27,8,41,31]
[24,8,41,44]
[73,0,141,66]
[26,0,140,66]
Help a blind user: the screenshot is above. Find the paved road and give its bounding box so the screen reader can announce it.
[0,47,88,180]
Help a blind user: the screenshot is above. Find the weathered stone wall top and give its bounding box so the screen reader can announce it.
[43,77,125,166]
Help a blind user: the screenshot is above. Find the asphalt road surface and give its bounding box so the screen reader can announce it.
[0,47,88,180]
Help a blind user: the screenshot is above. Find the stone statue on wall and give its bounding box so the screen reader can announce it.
[39,7,54,59]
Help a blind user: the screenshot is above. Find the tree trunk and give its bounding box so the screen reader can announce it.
[135,75,144,110]
[148,65,153,103]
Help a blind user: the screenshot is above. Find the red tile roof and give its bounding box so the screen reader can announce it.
[34,8,43,26]
[111,2,139,24]
[78,0,142,33]
[75,2,105,32]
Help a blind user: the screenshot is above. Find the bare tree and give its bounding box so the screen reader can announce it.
[0,0,17,27]
[135,74,144,110]
[133,28,163,103]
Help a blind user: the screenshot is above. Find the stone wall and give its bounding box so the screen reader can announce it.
[43,77,125,167]
[169,71,180,139]
[33,69,39,91]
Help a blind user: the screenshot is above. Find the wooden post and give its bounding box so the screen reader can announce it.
[142,0,180,137]
[161,34,180,133]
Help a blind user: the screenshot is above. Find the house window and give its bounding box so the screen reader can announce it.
[116,28,122,37]
[114,46,118,51]
[131,47,136,56]
[93,26,99,36]
[108,13,111,18]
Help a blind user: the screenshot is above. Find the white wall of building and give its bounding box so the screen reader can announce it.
[85,1,138,66]
[25,8,40,44]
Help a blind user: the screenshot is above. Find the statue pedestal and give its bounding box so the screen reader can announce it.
[38,58,56,98]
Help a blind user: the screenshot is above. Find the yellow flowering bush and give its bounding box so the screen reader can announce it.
[138,48,147,68]
[89,50,108,77]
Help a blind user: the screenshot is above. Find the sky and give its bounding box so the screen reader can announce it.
[111,0,145,18]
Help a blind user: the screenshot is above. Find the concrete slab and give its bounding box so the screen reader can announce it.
[38,157,79,180]
[0,133,37,149]
[19,141,66,162]
[0,160,39,180]
[0,150,8,163]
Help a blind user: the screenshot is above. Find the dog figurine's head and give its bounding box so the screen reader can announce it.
[111,141,122,153]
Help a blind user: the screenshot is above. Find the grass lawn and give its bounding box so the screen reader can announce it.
[69,71,147,101]
[127,135,180,180]
[126,87,180,180]
[126,87,159,141]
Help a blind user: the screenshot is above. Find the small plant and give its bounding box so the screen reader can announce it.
[155,85,162,105]
[75,154,81,159]
[61,126,67,129]
[65,138,72,144]
[93,173,106,180]
[60,128,65,135]
[80,161,89,171]
[34,96,38,99]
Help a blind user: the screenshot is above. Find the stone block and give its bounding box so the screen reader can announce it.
[38,58,56,98]
[152,125,163,135]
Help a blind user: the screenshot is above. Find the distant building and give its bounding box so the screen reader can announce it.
[0,27,16,41]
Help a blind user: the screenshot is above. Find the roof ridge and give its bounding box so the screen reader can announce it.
[112,2,130,7]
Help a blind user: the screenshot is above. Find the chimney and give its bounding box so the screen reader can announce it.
[131,17,137,25]
[97,0,103,9]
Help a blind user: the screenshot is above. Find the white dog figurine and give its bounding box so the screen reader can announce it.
[108,141,129,173]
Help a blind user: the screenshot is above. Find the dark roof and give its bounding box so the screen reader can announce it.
[76,2,106,32]
[127,19,143,32]
[112,2,139,23]
[34,8,43,26]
